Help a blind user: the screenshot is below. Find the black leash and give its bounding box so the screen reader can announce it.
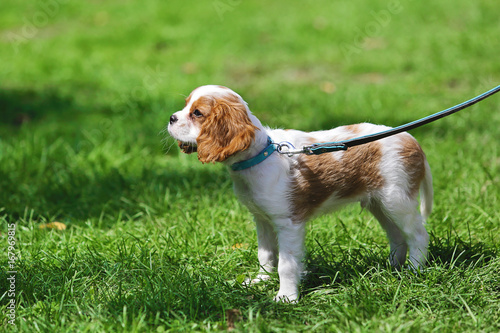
[276,85,500,156]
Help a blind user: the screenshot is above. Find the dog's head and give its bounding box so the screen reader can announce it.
[168,85,259,163]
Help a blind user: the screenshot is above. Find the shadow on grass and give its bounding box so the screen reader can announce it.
[301,241,387,292]
[2,165,229,224]
[0,87,228,224]
[0,88,79,126]
[427,232,498,268]
[301,233,498,295]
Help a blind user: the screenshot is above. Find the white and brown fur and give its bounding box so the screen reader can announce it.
[168,85,433,302]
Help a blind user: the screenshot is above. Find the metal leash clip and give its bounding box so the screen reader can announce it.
[276,141,313,156]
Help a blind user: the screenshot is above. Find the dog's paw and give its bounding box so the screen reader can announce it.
[273,293,299,304]
[274,289,299,303]
[242,273,271,286]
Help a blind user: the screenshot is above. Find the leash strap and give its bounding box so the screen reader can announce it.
[304,85,500,155]
[231,85,500,168]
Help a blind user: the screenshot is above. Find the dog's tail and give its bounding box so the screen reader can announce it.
[420,159,433,221]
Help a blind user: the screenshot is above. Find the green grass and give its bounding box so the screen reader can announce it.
[1,0,499,331]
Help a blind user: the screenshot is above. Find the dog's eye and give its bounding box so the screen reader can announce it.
[193,109,203,117]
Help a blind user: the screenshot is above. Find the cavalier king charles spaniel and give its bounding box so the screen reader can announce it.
[168,85,433,302]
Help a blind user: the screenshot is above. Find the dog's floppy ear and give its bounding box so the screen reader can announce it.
[197,97,258,163]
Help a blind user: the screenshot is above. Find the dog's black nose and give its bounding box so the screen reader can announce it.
[169,114,178,124]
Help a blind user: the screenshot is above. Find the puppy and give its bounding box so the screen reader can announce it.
[168,85,433,302]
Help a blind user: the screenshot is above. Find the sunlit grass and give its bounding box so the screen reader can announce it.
[1,0,499,331]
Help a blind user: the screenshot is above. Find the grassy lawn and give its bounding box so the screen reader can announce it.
[1,0,499,331]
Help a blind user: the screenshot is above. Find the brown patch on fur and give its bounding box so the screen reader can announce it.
[398,134,426,196]
[290,140,384,222]
[344,124,361,134]
[190,96,213,120]
[196,93,258,163]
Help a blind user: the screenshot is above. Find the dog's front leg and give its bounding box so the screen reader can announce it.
[244,217,278,285]
[274,219,305,303]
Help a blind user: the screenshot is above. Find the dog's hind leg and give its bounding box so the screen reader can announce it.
[400,209,429,270]
[367,201,408,268]
[371,197,429,270]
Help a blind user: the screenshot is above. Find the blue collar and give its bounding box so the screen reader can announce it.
[230,137,276,171]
